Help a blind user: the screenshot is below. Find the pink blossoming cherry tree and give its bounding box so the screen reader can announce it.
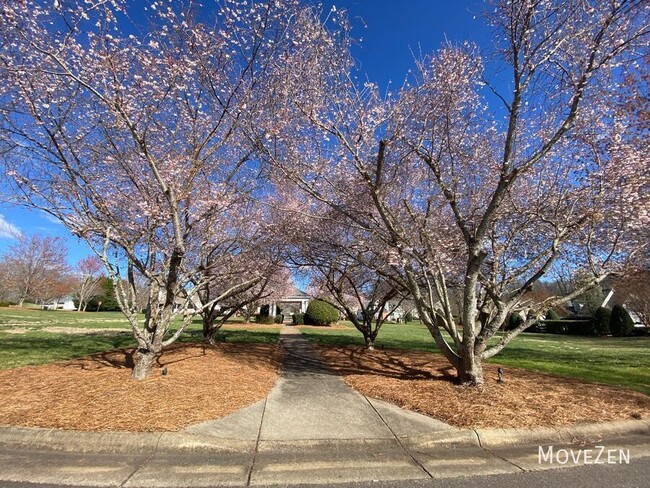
[0,0,308,378]
[260,0,649,385]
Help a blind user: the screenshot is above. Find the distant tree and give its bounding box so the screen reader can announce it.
[0,234,69,306]
[73,256,103,311]
[197,261,293,344]
[296,234,406,349]
[234,268,294,324]
[88,277,119,312]
[188,213,293,344]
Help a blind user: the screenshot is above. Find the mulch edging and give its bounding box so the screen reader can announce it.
[315,345,650,429]
[0,343,283,432]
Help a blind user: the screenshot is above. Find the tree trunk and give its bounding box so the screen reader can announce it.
[364,335,375,350]
[457,351,484,386]
[132,349,158,380]
[204,325,217,345]
[18,298,25,307]
[202,311,218,344]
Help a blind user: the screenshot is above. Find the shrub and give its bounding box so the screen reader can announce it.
[545,309,560,321]
[505,312,524,331]
[274,314,284,324]
[256,314,275,325]
[0,301,11,307]
[594,306,612,336]
[567,318,597,336]
[304,300,339,326]
[292,313,304,325]
[610,304,634,337]
[545,320,569,334]
[545,318,595,335]
[404,312,414,323]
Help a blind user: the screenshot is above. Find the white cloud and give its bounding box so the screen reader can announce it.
[41,211,63,225]
[0,214,21,239]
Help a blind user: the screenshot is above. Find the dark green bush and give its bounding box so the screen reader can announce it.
[610,304,634,337]
[0,301,11,307]
[545,320,569,334]
[594,306,612,336]
[304,300,339,326]
[256,314,275,325]
[505,312,524,331]
[568,318,597,336]
[404,312,414,323]
[274,314,284,324]
[545,309,560,321]
[545,318,595,335]
[292,313,304,325]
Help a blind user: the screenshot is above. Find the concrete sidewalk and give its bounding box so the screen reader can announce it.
[187,326,453,442]
[0,326,648,487]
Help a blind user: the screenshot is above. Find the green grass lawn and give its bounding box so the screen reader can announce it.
[0,331,136,369]
[300,322,650,395]
[0,308,135,329]
[0,307,280,369]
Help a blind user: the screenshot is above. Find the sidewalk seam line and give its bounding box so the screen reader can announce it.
[363,395,434,479]
[119,432,162,488]
[473,428,527,473]
[246,390,269,485]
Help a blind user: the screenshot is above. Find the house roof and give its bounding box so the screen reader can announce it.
[279,287,309,300]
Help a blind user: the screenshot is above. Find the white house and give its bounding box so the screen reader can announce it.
[42,296,76,311]
[267,288,310,317]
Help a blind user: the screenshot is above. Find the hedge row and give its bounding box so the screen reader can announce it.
[542,305,636,336]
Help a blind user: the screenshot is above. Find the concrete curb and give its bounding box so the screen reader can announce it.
[475,419,650,448]
[1,419,647,454]
[0,426,255,454]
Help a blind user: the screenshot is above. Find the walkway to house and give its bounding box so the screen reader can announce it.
[188,326,453,442]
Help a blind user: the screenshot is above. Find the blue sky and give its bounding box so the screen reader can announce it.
[0,0,490,265]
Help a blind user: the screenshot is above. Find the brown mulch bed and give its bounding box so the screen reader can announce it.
[315,346,650,429]
[0,343,282,432]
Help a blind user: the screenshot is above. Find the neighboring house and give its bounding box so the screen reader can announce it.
[172,294,202,314]
[564,283,648,330]
[400,300,420,320]
[385,303,406,322]
[266,288,310,317]
[42,296,76,311]
[353,300,407,323]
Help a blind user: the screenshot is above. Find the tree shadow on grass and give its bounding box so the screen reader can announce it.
[50,326,282,371]
[59,339,283,375]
